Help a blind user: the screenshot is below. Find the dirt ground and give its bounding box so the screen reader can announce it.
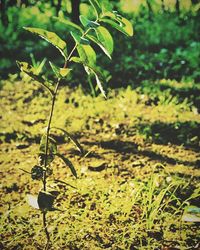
[0,79,200,249]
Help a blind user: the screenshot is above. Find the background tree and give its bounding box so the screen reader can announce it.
[146,0,153,20]
[161,0,165,13]
[71,0,80,24]
[175,0,180,15]
[0,0,8,26]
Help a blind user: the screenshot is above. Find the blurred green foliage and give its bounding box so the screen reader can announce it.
[0,0,200,86]
[109,9,200,87]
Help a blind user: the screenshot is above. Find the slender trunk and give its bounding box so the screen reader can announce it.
[191,0,198,5]
[20,0,28,7]
[146,0,153,20]
[50,0,55,7]
[0,0,9,27]
[71,0,80,24]
[161,0,165,13]
[7,0,17,7]
[56,0,62,16]
[175,0,180,15]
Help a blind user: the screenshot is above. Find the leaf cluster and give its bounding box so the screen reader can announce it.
[17,0,133,98]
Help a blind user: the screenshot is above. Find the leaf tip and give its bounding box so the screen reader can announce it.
[16,60,22,69]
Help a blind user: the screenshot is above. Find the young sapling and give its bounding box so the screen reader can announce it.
[17,0,133,248]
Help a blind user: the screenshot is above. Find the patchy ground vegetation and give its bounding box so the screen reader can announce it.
[0,78,200,249]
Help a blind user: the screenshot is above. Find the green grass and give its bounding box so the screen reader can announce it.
[0,77,200,249]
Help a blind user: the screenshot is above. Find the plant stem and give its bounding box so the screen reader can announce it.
[43,79,60,191]
[43,211,50,250]
[88,74,96,97]
[42,79,60,247]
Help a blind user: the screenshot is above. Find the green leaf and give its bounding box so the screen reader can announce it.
[60,68,72,77]
[38,153,54,167]
[101,0,113,13]
[89,21,100,28]
[103,11,121,19]
[16,61,44,82]
[95,26,113,55]
[49,61,60,77]
[71,57,105,75]
[30,54,47,74]
[24,27,68,59]
[16,61,53,96]
[49,61,72,78]
[77,44,96,66]
[100,12,133,36]
[70,31,90,45]
[94,72,106,98]
[56,153,77,178]
[70,57,106,98]
[86,34,111,59]
[100,18,133,36]
[89,0,102,18]
[53,17,83,33]
[38,191,55,211]
[70,31,80,43]
[70,57,104,78]
[182,205,200,222]
[50,127,83,154]
[39,135,57,166]
[120,17,134,36]
[79,15,100,28]
[70,57,83,64]
[39,135,57,155]
[185,206,200,214]
[79,15,90,27]
[80,37,90,45]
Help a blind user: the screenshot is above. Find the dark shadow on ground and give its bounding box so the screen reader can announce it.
[99,140,199,168]
[137,121,200,149]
